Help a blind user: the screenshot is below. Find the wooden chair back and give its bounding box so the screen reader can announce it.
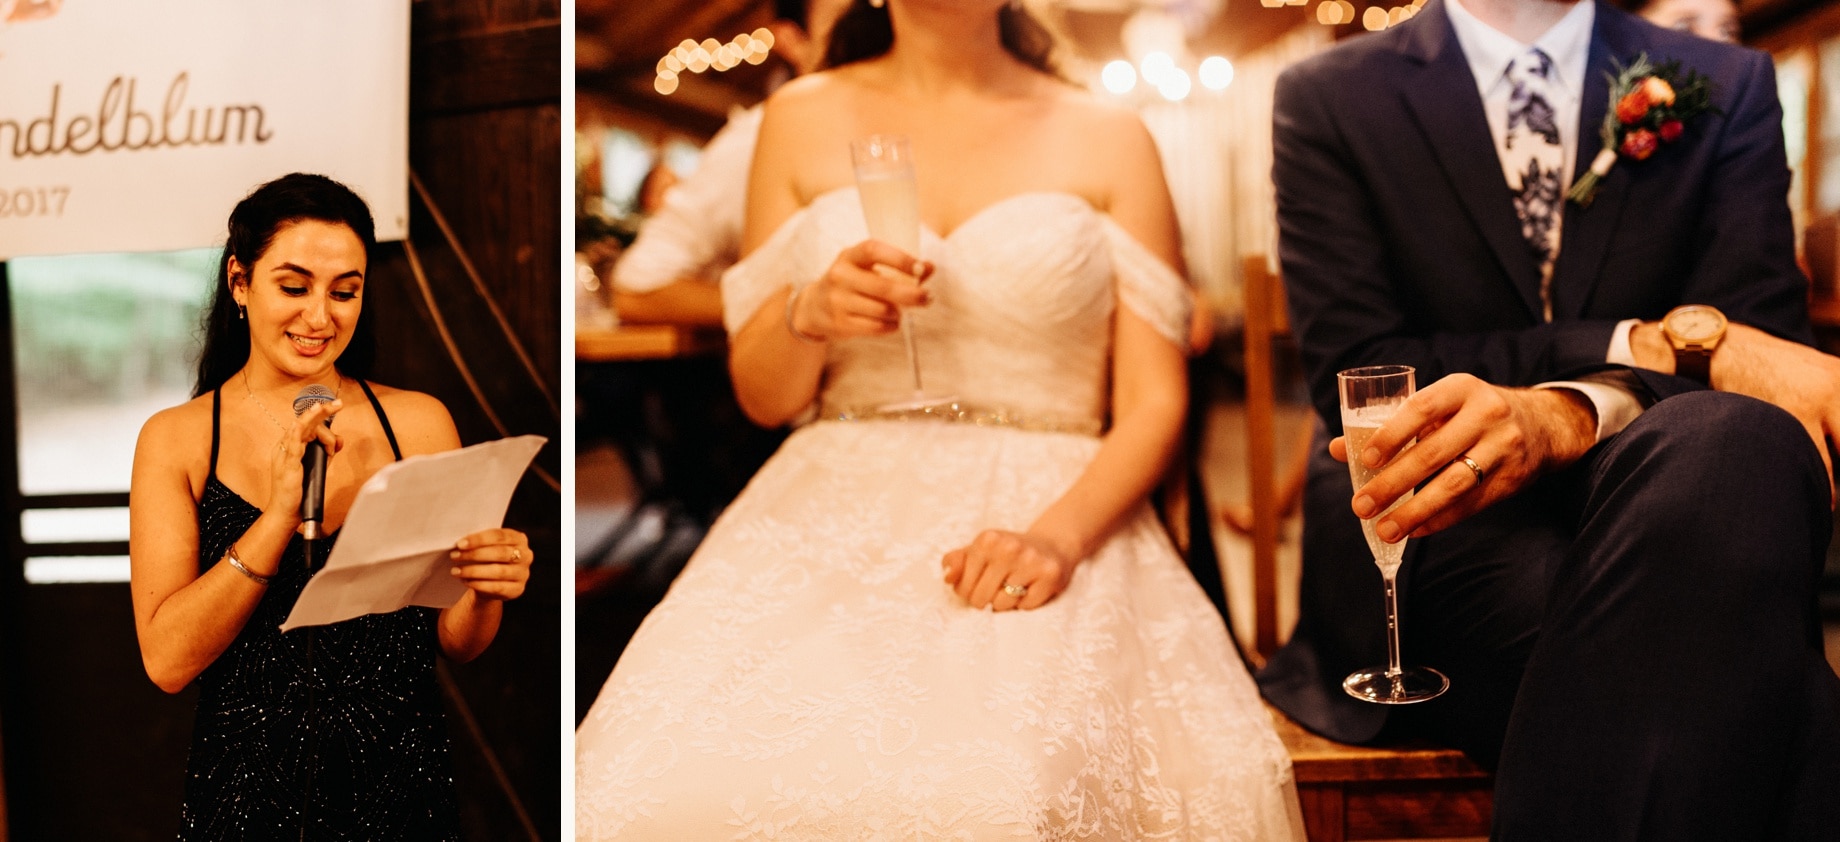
[1241,254,1289,661]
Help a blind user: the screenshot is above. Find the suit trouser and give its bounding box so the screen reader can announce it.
[1378,392,1840,839]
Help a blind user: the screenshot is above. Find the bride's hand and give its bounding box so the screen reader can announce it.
[788,239,932,341]
[941,529,1077,612]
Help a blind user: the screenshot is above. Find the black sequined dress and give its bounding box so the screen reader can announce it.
[179,382,459,841]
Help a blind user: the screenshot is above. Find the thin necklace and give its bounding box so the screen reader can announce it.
[243,369,344,433]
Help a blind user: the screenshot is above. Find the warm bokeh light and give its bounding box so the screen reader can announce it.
[1102,60,1138,94]
[1363,5,1389,29]
[1157,67,1192,101]
[1199,56,1234,90]
[1140,51,1176,86]
[655,30,785,94]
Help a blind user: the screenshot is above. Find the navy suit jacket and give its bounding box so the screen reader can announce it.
[1260,0,1814,743]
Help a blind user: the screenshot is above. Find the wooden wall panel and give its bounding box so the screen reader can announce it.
[380,1,563,838]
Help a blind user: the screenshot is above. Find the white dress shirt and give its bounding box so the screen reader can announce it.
[612,105,764,294]
[1447,0,1644,441]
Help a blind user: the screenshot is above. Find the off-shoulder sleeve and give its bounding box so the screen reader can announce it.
[719,207,822,337]
[1101,217,1194,349]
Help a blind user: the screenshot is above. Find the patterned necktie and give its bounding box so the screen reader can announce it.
[1503,47,1565,321]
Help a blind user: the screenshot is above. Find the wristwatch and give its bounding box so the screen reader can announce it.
[1660,304,1728,384]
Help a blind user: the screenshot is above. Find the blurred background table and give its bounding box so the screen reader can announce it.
[575,323,726,362]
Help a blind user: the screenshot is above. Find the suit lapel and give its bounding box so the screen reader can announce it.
[1551,2,1644,319]
[1398,0,1545,322]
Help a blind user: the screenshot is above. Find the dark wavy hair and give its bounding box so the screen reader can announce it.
[822,1,1059,75]
[193,173,379,397]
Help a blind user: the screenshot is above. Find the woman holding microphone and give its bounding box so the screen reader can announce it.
[129,173,533,839]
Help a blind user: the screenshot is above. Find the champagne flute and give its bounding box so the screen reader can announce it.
[1338,365,1449,704]
[851,134,956,411]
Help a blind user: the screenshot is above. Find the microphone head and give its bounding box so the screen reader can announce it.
[292,384,337,418]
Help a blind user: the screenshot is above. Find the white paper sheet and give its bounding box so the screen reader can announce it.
[280,434,547,632]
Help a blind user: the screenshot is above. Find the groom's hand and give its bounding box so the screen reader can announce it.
[1632,321,1840,505]
[1333,374,1596,540]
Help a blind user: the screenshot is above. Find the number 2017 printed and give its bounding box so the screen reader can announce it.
[0,187,71,218]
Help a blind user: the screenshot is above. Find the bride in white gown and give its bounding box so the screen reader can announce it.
[576,1,1304,838]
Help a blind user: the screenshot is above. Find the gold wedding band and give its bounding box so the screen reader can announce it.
[1459,455,1486,483]
[1002,583,1028,598]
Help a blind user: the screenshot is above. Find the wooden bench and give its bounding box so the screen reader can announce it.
[1239,255,1493,841]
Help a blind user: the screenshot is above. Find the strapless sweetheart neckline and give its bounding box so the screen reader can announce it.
[803,185,1096,243]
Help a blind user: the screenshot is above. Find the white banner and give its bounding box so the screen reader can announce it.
[0,1,409,259]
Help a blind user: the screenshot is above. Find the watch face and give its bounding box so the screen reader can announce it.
[1668,306,1725,342]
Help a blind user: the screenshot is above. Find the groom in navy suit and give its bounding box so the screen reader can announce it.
[1260,0,1840,835]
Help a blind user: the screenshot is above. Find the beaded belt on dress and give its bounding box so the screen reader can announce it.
[818,401,1103,437]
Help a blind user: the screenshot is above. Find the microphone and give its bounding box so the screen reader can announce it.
[292,384,337,541]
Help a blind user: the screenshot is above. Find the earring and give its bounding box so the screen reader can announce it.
[237,304,246,320]
[868,0,883,8]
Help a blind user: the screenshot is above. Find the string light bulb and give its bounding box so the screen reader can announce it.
[654,30,781,93]
[1102,60,1137,94]
[1198,56,1234,90]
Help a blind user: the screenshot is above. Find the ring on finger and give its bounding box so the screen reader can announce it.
[1458,455,1486,483]
[1001,582,1028,599]
[512,548,522,563]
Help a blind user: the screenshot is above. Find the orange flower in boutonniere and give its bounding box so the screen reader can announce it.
[1567,54,1718,207]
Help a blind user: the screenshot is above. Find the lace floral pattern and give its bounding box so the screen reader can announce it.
[579,194,1300,840]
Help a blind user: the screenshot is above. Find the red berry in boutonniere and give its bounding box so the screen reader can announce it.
[1567,53,1720,207]
[1620,128,1659,160]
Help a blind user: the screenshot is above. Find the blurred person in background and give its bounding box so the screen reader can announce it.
[609,0,854,325]
[1622,0,1740,42]
[575,0,855,583]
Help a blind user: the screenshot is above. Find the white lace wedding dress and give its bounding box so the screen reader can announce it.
[577,189,1304,840]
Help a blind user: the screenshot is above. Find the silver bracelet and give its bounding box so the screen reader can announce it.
[784,284,825,344]
[225,544,271,586]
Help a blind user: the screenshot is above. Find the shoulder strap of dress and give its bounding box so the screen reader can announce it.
[209,388,223,479]
[356,379,402,461]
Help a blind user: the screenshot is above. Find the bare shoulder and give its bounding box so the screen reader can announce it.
[136,394,212,462]
[759,68,854,125]
[133,393,214,498]
[1045,88,1166,209]
[1051,87,1155,148]
[363,383,461,456]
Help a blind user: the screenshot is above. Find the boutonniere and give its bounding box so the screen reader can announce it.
[1567,53,1718,207]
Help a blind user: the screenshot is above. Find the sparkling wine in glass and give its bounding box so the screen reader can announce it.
[851,134,955,411]
[1338,365,1449,704]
